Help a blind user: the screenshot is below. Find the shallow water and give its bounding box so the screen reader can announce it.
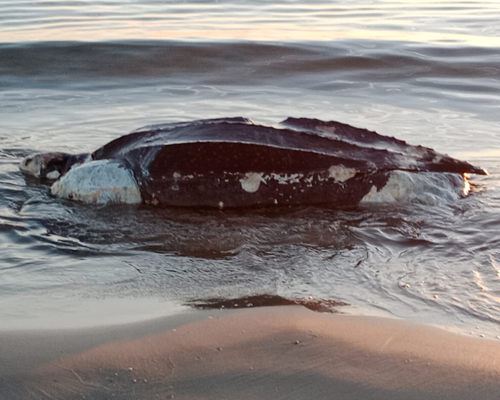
[1,0,500,338]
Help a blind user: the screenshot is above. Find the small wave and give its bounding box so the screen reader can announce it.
[1,40,499,93]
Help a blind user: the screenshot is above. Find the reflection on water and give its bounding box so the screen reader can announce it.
[1,0,500,45]
[187,294,349,313]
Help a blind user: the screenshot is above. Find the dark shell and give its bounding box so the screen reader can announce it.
[90,117,486,208]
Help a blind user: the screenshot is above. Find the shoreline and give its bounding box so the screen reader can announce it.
[2,305,500,399]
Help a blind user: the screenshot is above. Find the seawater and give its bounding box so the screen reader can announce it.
[1,0,500,337]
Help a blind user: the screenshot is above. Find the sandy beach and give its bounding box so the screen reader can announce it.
[2,305,500,400]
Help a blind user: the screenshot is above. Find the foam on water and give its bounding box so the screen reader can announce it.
[361,171,468,205]
[51,160,142,205]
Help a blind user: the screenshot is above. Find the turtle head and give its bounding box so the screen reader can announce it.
[20,152,74,180]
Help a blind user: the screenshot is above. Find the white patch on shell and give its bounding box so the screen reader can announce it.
[264,173,303,185]
[360,171,466,205]
[51,160,141,205]
[239,172,263,193]
[328,165,357,182]
[316,125,339,139]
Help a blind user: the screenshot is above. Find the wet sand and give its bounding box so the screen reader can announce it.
[2,305,500,400]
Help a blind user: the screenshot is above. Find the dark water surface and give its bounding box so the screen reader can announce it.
[1,0,500,337]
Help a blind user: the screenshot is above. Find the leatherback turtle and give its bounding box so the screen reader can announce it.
[19,117,486,208]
